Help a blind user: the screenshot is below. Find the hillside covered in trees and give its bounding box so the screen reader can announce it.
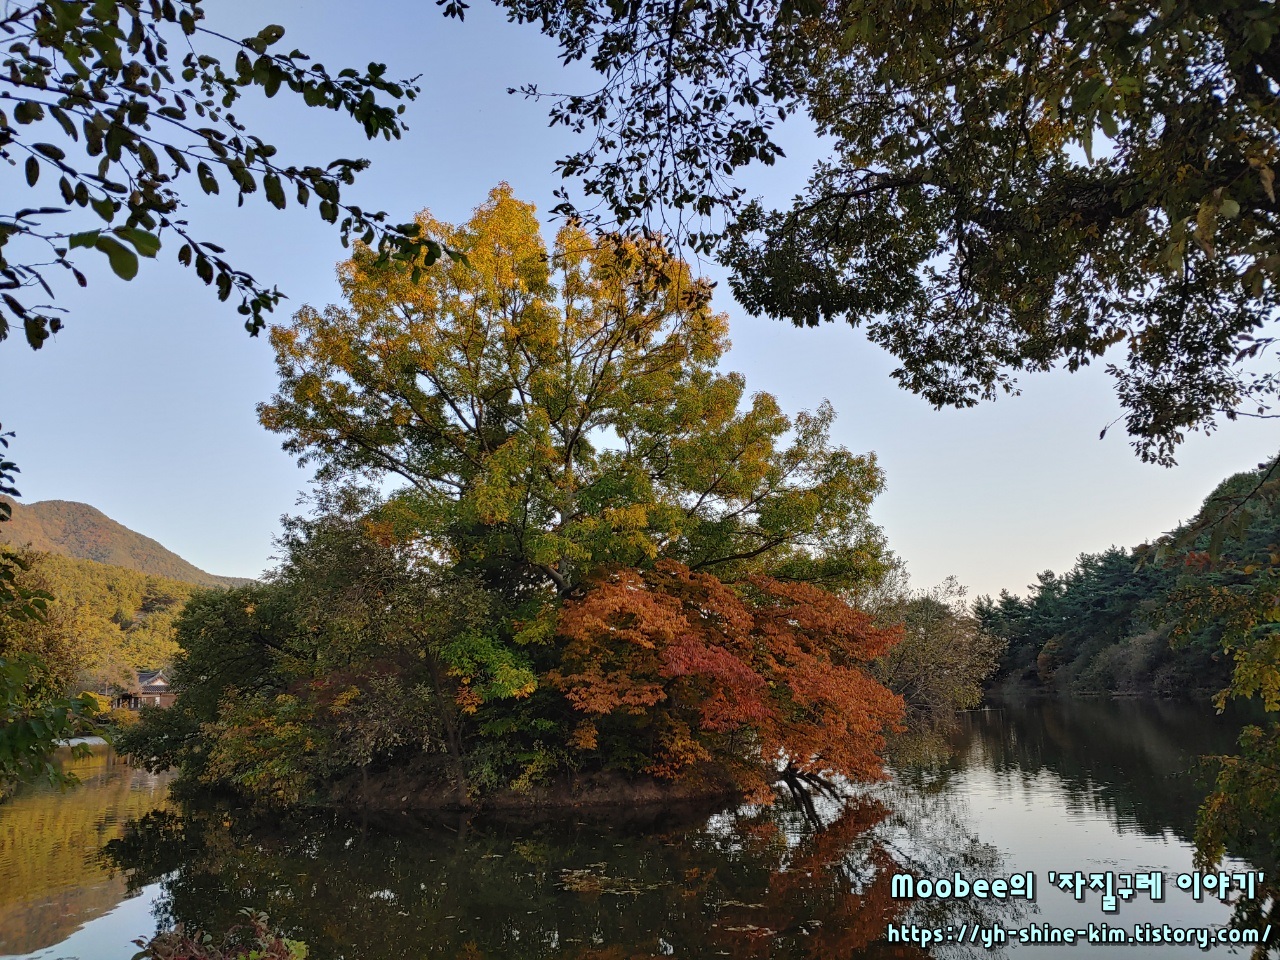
[0,498,251,589]
[977,460,1280,699]
[0,549,196,692]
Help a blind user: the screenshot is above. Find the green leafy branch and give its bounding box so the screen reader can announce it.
[1,0,454,350]
[0,653,105,789]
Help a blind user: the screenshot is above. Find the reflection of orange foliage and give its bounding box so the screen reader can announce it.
[715,801,926,960]
[552,561,904,791]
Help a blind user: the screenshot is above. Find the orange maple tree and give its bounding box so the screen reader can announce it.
[552,560,904,796]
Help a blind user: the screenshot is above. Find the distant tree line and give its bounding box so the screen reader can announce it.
[976,548,1223,698]
[976,461,1280,701]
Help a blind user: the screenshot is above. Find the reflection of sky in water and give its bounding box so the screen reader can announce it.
[4,885,162,960]
[0,700,1265,960]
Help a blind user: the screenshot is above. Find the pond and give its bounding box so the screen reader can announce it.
[0,698,1268,959]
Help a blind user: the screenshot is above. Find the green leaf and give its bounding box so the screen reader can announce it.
[94,235,140,280]
[31,143,65,162]
[115,227,162,258]
[24,157,38,187]
[91,196,116,223]
[197,162,219,195]
[264,173,286,210]
[47,106,77,140]
[163,145,191,173]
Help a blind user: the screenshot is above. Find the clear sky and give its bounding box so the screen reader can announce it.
[2,0,1275,598]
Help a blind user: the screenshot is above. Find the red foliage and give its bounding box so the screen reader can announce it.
[551,561,904,793]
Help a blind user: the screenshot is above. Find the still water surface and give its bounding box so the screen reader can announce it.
[0,699,1263,959]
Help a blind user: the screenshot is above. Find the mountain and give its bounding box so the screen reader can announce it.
[0,497,254,589]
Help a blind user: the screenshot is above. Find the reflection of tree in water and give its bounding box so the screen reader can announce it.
[885,717,963,772]
[927,700,1277,958]
[1194,722,1280,958]
[104,779,1019,960]
[949,699,1253,844]
[1221,878,1279,960]
[874,767,1025,959]
[709,800,914,958]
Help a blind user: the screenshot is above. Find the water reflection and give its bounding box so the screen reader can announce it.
[947,697,1255,842]
[103,783,1014,960]
[0,699,1265,960]
[0,745,169,955]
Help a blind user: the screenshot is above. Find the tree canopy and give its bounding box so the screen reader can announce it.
[862,574,1005,725]
[504,0,1280,463]
[553,561,902,799]
[260,184,889,597]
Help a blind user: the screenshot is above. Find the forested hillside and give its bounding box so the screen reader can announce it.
[0,498,252,589]
[0,550,197,691]
[977,462,1279,698]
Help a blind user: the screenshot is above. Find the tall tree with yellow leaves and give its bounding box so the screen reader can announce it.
[241,185,901,802]
[260,184,888,600]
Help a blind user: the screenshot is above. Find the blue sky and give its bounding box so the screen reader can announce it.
[2,0,1275,597]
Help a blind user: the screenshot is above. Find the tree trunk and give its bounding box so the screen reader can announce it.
[425,651,470,807]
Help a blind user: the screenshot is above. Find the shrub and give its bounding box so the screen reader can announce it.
[132,909,307,960]
[106,707,140,730]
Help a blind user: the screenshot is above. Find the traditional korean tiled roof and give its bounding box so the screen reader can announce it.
[136,669,169,691]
